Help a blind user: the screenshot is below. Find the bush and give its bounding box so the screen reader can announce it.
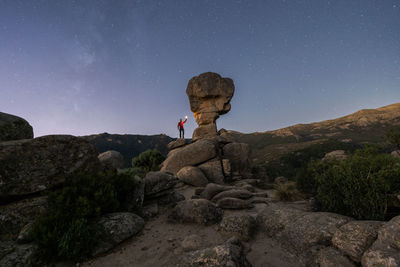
[263,140,360,180]
[32,171,136,261]
[131,149,165,175]
[387,127,400,149]
[314,147,400,220]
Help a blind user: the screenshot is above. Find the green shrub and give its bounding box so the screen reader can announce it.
[131,149,165,174]
[263,140,360,180]
[387,127,400,149]
[315,147,400,220]
[32,171,136,261]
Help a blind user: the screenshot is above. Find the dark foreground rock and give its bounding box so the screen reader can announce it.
[0,196,48,241]
[0,241,38,267]
[144,171,177,198]
[168,199,223,225]
[166,237,251,267]
[0,135,102,200]
[93,212,144,256]
[0,112,33,142]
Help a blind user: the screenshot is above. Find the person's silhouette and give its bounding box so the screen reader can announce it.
[177,117,187,138]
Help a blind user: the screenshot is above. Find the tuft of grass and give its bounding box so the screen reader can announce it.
[274,183,304,202]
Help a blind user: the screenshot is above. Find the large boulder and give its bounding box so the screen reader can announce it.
[160,139,217,174]
[362,216,400,266]
[186,72,234,140]
[144,171,177,198]
[98,150,124,169]
[168,199,223,225]
[0,135,102,200]
[93,212,144,256]
[167,138,187,150]
[0,112,33,142]
[197,159,225,184]
[279,212,352,252]
[332,221,383,262]
[0,196,47,241]
[177,166,208,187]
[322,150,348,161]
[166,237,251,267]
[222,142,251,178]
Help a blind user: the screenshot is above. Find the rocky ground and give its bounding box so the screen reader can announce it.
[84,185,303,267]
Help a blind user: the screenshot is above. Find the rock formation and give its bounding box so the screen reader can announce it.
[161,72,251,183]
[98,150,125,169]
[186,72,234,140]
[0,112,33,142]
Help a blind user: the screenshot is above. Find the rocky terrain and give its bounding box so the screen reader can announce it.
[224,102,400,164]
[1,73,400,266]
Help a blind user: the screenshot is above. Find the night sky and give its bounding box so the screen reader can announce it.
[1,0,399,138]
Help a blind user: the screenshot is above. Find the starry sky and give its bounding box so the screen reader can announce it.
[1,0,400,138]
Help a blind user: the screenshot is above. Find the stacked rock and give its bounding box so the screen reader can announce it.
[161,72,252,185]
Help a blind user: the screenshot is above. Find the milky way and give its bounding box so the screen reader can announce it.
[1,0,399,137]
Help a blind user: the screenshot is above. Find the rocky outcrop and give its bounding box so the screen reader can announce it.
[166,237,251,267]
[161,139,217,174]
[0,112,33,142]
[362,216,400,266]
[197,159,225,184]
[177,166,208,187]
[167,138,187,150]
[0,135,102,200]
[168,199,223,225]
[322,150,348,161]
[98,150,124,169]
[93,212,144,256]
[186,72,234,141]
[332,221,383,262]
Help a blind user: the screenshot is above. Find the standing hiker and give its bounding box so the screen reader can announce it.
[177,116,188,138]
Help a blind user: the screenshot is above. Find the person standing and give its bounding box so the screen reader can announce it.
[177,116,188,138]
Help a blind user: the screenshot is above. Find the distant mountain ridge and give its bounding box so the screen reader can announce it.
[82,133,174,167]
[223,102,400,164]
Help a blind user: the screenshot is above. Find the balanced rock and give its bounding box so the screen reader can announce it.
[177,166,208,187]
[0,135,102,199]
[93,212,144,256]
[186,72,234,140]
[0,112,33,142]
[161,139,217,174]
[168,199,223,225]
[98,150,124,169]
